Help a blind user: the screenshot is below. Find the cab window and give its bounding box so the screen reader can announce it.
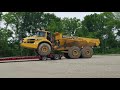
[36,31,46,37]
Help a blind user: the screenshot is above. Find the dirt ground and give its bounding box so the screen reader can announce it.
[0,55,120,78]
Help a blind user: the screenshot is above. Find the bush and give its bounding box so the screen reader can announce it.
[93,48,120,55]
[106,48,120,54]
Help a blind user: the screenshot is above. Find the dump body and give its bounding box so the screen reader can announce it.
[54,32,100,51]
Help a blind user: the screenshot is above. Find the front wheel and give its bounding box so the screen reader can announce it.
[38,43,51,56]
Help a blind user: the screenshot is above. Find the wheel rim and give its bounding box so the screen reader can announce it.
[85,50,90,55]
[42,57,47,60]
[55,55,59,59]
[72,50,79,56]
[41,46,48,52]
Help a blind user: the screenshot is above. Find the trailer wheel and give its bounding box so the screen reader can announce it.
[41,56,47,61]
[81,46,93,58]
[52,54,61,60]
[64,53,70,59]
[68,46,81,59]
[38,43,51,56]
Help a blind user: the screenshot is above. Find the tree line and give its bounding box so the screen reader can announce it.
[0,12,120,57]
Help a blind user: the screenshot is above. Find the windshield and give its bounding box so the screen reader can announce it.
[36,31,46,37]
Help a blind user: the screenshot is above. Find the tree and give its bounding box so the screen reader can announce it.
[21,12,44,36]
[0,28,13,57]
[1,12,120,57]
[61,17,81,36]
[82,12,116,38]
[43,13,62,33]
[113,12,120,36]
[1,12,64,57]
[113,12,120,20]
[20,12,62,36]
[82,12,118,53]
[2,12,26,42]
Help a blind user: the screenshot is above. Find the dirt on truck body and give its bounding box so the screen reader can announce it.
[20,29,100,59]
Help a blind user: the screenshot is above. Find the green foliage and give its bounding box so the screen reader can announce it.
[1,12,120,57]
[61,17,81,36]
[44,13,62,33]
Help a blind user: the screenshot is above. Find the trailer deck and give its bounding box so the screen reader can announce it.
[0,54,62,62]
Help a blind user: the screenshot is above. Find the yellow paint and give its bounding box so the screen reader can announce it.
[20,30,100,51]
[20,30,52,49]
[54,32,100,48]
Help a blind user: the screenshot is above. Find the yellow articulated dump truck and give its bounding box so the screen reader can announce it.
[20,29,100,59]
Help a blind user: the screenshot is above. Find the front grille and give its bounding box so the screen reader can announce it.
[27,39,35,43]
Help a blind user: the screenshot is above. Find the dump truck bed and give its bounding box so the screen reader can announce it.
[54,33,100,50]
[61,37,100,47]
[77,37,100,46]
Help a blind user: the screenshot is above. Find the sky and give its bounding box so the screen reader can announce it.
[45,12,101,20]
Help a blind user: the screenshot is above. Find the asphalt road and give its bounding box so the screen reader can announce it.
[0,55,120,78]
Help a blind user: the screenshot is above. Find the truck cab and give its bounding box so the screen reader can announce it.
[20,30,53,49]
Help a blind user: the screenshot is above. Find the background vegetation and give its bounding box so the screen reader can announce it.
[0,12,120,57]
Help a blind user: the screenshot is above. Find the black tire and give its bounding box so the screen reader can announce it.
[79,55,83,58]
[50,57,54,60]
[53,54,61,60]
[64,53,70,59]
[68,46,81,59]
[41,56,47,61]
[81,46,93,58]
[38,43,51,56]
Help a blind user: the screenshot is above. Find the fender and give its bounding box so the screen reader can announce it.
[37,40,52,48]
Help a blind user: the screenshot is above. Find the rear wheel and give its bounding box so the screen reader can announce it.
[81,46,93,58]
[68,46,81,59]
[38,43,51,56]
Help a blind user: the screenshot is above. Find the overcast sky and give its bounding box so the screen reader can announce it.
[45,12,101,20]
